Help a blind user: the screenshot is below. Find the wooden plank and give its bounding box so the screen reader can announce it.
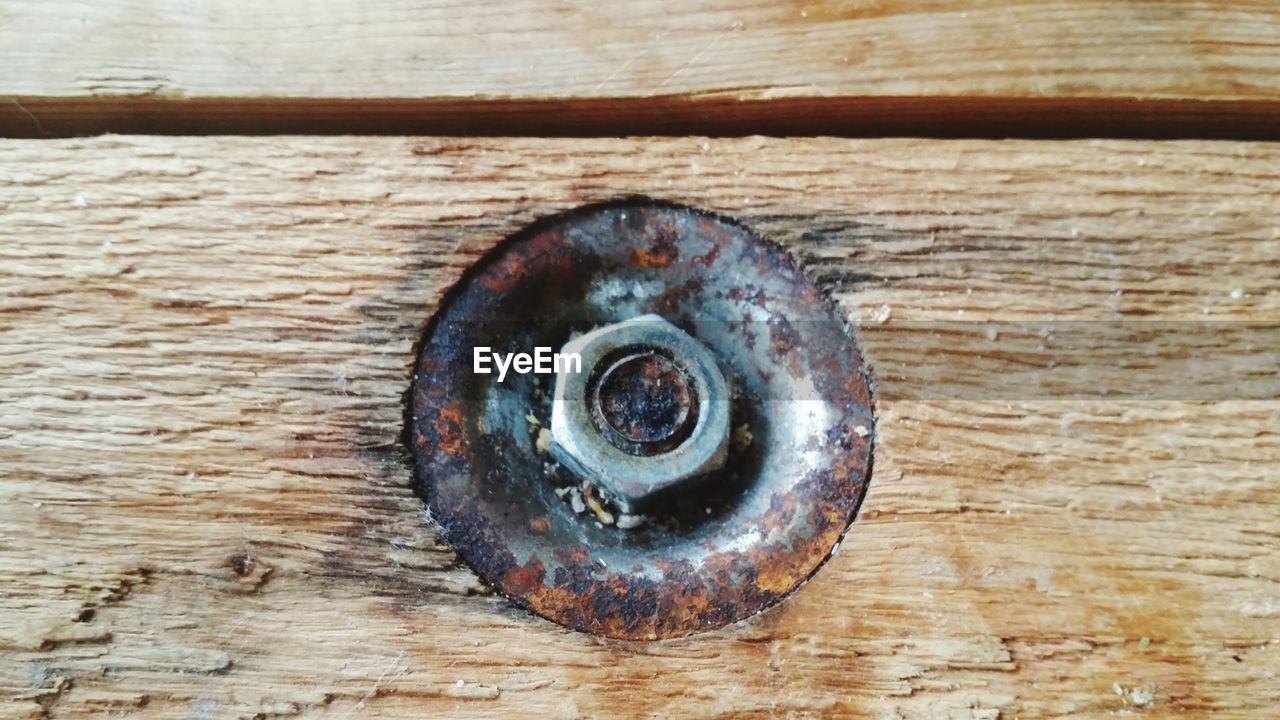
[2,1,1280,137]
[1,136,1278,718]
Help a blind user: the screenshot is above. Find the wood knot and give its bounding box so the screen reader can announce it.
[226,551,274,592]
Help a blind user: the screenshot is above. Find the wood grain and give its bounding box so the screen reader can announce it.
[2,1,1280,137]
[1,136,1278,718]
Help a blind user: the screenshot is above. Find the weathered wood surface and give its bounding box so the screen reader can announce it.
[2,1,1280,136]
[2,136,1278,717]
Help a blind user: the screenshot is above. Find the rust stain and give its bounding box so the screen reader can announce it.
[692,242,721,267]
[631,246,675,268]
[503,558,546,596]
[630,230,680,268]
[432,403,468,457]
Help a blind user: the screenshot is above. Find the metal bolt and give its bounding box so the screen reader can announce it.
[591,349,699,455]
[549,315,730,514]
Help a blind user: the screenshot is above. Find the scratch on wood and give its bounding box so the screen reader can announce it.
[344,650,410,716]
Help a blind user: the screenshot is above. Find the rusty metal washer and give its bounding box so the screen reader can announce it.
[409,200,874,640]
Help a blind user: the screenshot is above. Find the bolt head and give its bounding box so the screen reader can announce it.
[592,349,698,454]
[549,315,731,514]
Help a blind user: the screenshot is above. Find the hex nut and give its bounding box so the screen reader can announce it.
[549,315,731,514]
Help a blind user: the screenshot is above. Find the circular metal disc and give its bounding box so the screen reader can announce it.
[409,200,874,640]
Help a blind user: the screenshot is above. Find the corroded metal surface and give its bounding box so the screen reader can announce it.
[409,200,874,640]
[550,315,731,513]
[594,349,694,451]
